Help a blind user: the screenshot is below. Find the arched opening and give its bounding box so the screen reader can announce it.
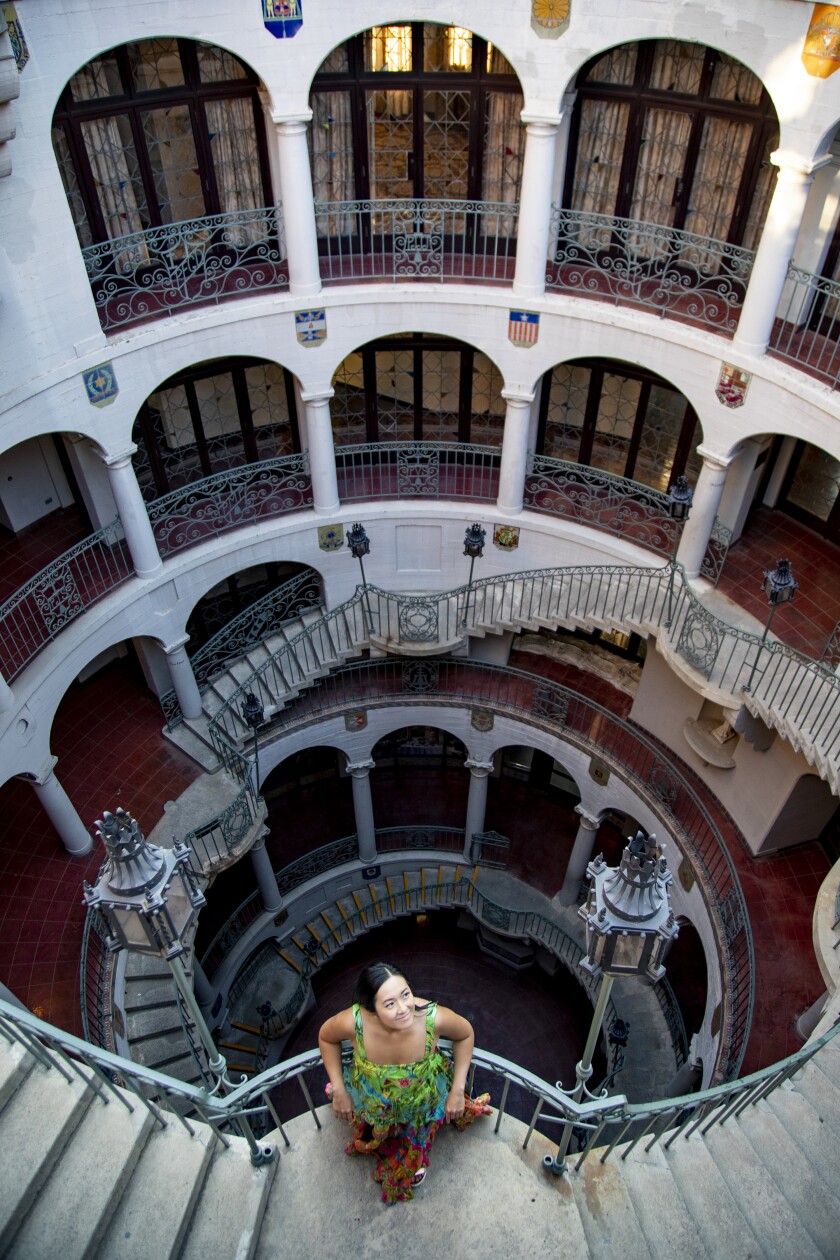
[52,38,272,249]
[534,357,703,491]
[566,39,778,248]
[184,560,320,653]
[132,356,301,502]
[331,332,504,447]
[310,23,523,259]
[486,744,582,896]
[370,726,470,830]
[664,918,708,1043]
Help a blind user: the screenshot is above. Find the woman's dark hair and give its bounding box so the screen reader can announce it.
[353,962,409,1012]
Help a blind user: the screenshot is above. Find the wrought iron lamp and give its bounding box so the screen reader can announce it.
[241,690,264,791]
[83,807,274,1165]
[460,522,486,630]
[347,521,375,634]
[665,475,693,627]
[544,830,677,1174]
[743,558,798,693]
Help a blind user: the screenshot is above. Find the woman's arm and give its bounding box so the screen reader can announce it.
[318,1009,355,1122]
[434,1005,475,1122]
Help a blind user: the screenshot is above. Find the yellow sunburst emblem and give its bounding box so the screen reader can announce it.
[531,0,571,32]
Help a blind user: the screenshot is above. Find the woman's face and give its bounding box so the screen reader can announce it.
[373,975,415,1030]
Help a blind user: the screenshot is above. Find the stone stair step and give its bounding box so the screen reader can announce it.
[615,1141,710,1260]
[792,1056,840,1137]
[811,1040,840,1089]
[660,1131,762,1260]
[733,1099,840,1255]
[0,1037,34,1114]
[7,1089,155,1260]
[98,1119,217,1260]
[179,1139,277,1260]
[0,1060,93,1243]
[123,974,177,1011]
[162,721,220,773]
[129,1032,199,1074]
[126,1003,183,1040]
[568,1155,654,1259]
[702,1118,823,1259]
[763,1079,840,1172]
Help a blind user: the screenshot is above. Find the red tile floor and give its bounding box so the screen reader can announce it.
[0,503,835,1079]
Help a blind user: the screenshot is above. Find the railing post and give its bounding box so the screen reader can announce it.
[676,448,733,581]
[300,388,339,515]
[162,637,204,721]
[497,390,536,515]
[101,447,163,578]
[271,111,322,298]
[733,153,826,356]
[463,758,494,860]
[556,807,601,906]
[20,757,92,857]
[513,112,562,299]
[346,758,377,863]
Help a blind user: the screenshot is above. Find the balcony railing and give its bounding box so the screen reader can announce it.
[147,454,312,559]
[335,441,501,502]
[82,206,289,332]
[315,199,518,284]
[545,207,754,334]
[768,263,840,390]
[0,517,132,682]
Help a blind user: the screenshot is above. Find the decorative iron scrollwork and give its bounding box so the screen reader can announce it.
[676,608,721,679]
[533,686,570,724]
[398,599,439,642]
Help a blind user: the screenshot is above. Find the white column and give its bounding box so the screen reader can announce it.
[513,113,561,299]
[26,758,92,857]
[250,829,284,913]
[300,388,339,514]
[347,759,377,863]
[102,448,163,578]
[272,112,322,298]
[557,807,600,905]
[497,390,536,515]
[463,759,494,860]
[0,672,13,713]
[733,155,825,356]
[676,448,733,580]
[762,434,798,508]
[162,637,203,721]
[550,92,577,210]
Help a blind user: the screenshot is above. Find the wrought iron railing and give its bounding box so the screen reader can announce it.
[147,455,312,559]
[545,207,754,333]
[0,517,132,681]
[699,517,733,586]
[79,909,116,1051]
[315,199,518,284]
[208,631,752,1082]
[335,441,501,503]
[524,456,677,559]
[819,620,840,670]
[5,996,839,1178]
[82,206,289,332]
[769,263,840,389]
[161,568,322,727]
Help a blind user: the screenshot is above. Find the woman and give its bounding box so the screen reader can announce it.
[318,962,491,1204]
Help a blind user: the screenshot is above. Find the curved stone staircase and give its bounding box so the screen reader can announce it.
[1,1001,839,1259]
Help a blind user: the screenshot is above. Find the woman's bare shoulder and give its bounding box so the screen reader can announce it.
[318,1006,355,1042]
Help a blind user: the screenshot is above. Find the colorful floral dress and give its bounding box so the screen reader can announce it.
[334,1001,491,1204]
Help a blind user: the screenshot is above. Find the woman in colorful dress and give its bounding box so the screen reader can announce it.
[318,962,491,1204]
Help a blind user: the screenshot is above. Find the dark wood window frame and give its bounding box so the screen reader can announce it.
[52,38,273,245]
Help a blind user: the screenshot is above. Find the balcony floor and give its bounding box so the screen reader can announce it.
[0,644,828,1077]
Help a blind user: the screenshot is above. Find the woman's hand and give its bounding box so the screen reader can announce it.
[330,1085,354,1122]
[444,1086,466,1123]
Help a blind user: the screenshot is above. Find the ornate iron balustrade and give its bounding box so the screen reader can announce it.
[524,456,678,559]
[769,263,840,390]
[79,909,116,1051]
[699,517,732,586]
[545,207,754,333]
[0,517,132,682]
[82,206,289,332]
[336,441,501,503]
[821,621,840,670]
[315,199,518,284]
[147,455,312,560]
[209,635,752,1083]
[161,568,322,727]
